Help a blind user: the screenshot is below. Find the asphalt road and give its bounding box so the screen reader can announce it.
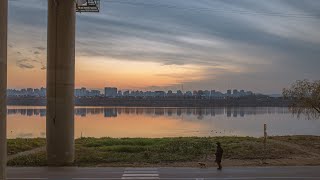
[7,166,320,180]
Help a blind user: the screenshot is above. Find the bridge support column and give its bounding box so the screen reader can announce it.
[0,0,8,179]
[47,0,76,165]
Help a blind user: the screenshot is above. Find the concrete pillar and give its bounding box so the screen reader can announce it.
[47,0,76,165]
[0,0,8,179]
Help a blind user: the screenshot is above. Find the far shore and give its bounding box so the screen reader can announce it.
[7,135,320,167]
[7,96,290,107]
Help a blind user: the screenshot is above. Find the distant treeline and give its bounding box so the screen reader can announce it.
[8,95,290,107]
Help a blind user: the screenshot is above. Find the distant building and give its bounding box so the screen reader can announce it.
[21,89,27,95]
[75,89,81,97]
[8,88,46,97]
[6,87,259,99]
[123,90,130,96]
[34,89,40,96]
[90,90,101,97]
[104,87,118,97]
[138,91,144,97]
[210,90,216,97]
[40,87,46,97]
[204,90,210,97]
[193,90,198,96]
[240,90,245,96]
[233,89,239,97]
[227,89,232,96]
[154,91,166,97]
[75,87,88,97]
[214,91,225,99]
[117,90,123,97]
[176,90,183,96]
[185,91,193,96]
[130,91,136,97]
[144,91,154,97]
[197,90,204,98]
[81,87,88,97]
[246,91,254,96]
[27,88,33,96]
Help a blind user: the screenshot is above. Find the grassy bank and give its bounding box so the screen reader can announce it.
[7,136,320,167]
[8,138,46,156]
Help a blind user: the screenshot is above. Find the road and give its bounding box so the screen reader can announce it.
[7,166,320,180]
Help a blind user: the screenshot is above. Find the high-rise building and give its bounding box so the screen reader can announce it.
[233,89,239,96]
[104,87,118,97]
[240,90,245,96]
[90,90,101,97]
[176,90,183,96]
[27,88,33,96]
[210,90,216,97]
[185,91,192,96]
[34,88,40,96]
[123,90,130,96]
[196,90,204,98]
[154,91,166,97]
[80,87,87,97]
[75,87,88,97]
[227,89,232,96]
[40,87,46,97]
[193,90,198,96]
[204,90,210,97]
[246,91,254,96]
[117,90,123,97]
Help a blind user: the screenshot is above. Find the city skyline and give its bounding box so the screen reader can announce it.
[7,0,320,94]
[8,86,256,97]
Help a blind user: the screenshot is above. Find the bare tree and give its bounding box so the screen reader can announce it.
[283,79,320,119]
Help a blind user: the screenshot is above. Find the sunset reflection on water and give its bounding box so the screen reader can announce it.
[7,106,320,139]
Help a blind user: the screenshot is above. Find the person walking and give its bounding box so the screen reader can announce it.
[215,142,223,170]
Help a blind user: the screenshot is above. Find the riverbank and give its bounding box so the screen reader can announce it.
[7,136,320,167]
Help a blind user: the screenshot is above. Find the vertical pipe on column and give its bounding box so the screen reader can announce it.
[0,0,8,179]
[47,0,76,165]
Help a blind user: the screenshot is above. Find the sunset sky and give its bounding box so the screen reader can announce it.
[7,0,320,93]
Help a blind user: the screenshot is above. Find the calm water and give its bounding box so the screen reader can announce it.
[7,106,320,139]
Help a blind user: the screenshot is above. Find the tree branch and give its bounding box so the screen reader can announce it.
[311,104,320,114]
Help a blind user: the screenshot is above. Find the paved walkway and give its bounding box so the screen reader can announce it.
[6,166,320,180]
[7,146,46,161]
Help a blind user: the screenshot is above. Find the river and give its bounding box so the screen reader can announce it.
[7,106,320,138]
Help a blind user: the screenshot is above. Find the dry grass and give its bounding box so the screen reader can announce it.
[7,136,320,167]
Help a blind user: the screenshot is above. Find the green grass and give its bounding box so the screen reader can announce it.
[269,136,320,151]
[7,136,319,166]
[8,151,47,166]
[7,138,46,155]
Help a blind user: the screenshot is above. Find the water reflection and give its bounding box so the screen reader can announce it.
[7,106,320,139]
[8,107,288,118]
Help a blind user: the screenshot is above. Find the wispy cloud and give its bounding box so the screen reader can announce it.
[16,59,35,69]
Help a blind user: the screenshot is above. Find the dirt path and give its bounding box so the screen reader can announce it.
[7,146,46,161]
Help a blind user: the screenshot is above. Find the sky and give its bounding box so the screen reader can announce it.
[7,0,320,94]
